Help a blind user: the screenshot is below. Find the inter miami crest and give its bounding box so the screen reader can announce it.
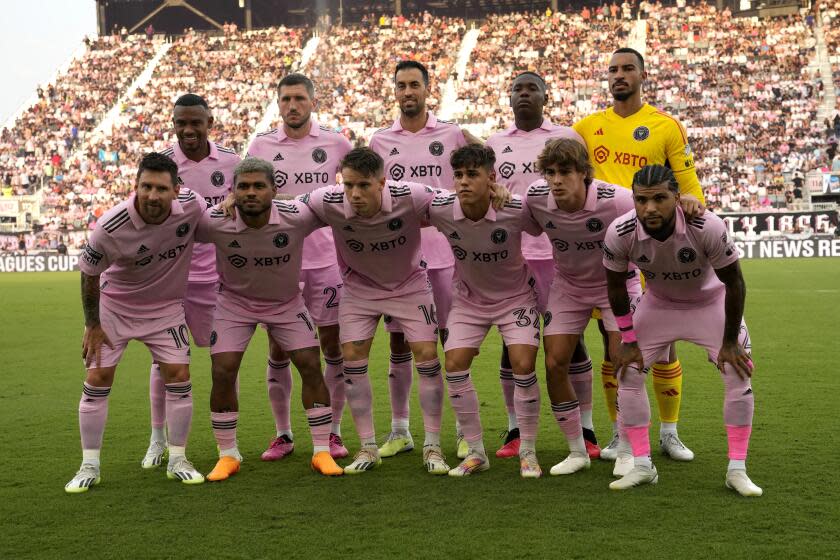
[586,218,603,233]
[633,126,650,141]
[273,233,289,248]
[429,141,444,156]
[388,218,403,231]
[677,247,697,263]
[491,228,508,244]
[211,170,225,187]
[312,148,327,163]
[543,311,552,327]
[176,223,190,237]
[210,331,218,346]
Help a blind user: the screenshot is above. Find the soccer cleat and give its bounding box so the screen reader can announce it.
[660,433,695,461]
[609,464,658,491]
[495,428,520,458]
[378,432,414,458]
[519,450,542,478]
[329,433,349,459]
[423,445,450,475]
[448,453,489,477]
[141,441,167,469]
[207,455,241,482]
[582,428,601,459]
[725,470,763,497]
[613,451,634,478]
[166,457,205,484]
[456,434,469,459]
[311,451,344,476]
[261,434,294,461]
[549,452,591,476]
[344,447,381,474]
[64,464,101,494]
[600,432,620,461]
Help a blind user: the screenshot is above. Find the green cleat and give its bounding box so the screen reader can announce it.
[378,432,414,458]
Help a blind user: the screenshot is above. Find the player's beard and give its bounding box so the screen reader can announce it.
[237,201,271,217]
[400,100,424,118]
[612,91,633,102]
[285,113,310,129]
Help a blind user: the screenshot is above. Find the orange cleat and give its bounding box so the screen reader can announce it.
[311,451,344,476]
[207,455,241,482]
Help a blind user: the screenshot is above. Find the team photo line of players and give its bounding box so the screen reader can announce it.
[65,47,761,497]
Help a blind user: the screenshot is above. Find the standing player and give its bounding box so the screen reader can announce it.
[368,61,468,459]
[574,48,705,461]
[247,74,353,461]
[522,138,640,476]
[428,144,544,478]
[65,153,205,492]
[603,165,761,496]
[195,158,343,480]
[142,94,241,470]
[486,72,600,460]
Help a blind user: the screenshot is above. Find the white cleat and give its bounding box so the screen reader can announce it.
[448,453,490,477]
[65,464,101,494]
[609,464,658,491]
[550,452,591,476]
[141,441,167,469]
[423,445,450,475]
[519,450,542,478]
[166,457,205,485]
[344,446,381,474]
[600,432,620,461]
[660,432,695,461]
[725,470,763,497]
[613,451,634,477]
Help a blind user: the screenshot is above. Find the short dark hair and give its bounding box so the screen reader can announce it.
[278,73,315,99]
[612,47,645,72]
[513,71,547,93]
[450,144,496,172]
[234,157,275,187]
[340,147,384,178]
[174,93,209,109]
[394,60,429,87]
[632,164,678,194]
[136,152,178,186]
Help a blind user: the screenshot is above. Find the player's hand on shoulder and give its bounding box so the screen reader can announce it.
[615,342,644,380]
[220,193,236,218]
[82,324,114,369]
[679,194,705,218]
[461,127,483,145]
[717,341,753,380]
[489,182,512,210]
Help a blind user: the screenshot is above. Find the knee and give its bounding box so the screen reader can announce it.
[445,357,469,373]
[544,354,570,377]
[85,369,114,387]
[293,349,323,380]
[412,345,439,364]
[268,339,288,361]
[389,332,410,353]
[211,364,236,387]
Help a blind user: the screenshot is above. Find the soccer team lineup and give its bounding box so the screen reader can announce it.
[66,48,763,498]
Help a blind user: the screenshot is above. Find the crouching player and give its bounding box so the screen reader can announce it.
[196,158,343,480]
[522,138,641,476]
[428,144,543,478]
[66,153,205,492]
[603,165,760,496]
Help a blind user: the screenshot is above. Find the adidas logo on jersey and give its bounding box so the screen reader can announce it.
[448,231,461,240]
[544,221,556,229]
[502,146,513,153]
[389,147,400,156]
[273,153,284,161]
[136,245,149,254]
[594,129,604,136]
[228,240,241,248]
[638,254,650,263]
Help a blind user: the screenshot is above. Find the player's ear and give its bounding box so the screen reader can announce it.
[207,114,215,130]
[488,169,497,183]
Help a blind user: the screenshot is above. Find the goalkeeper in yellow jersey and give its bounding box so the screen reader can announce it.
[574,48,704,471]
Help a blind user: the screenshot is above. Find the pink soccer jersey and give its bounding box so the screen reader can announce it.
[369,112,467,269]
[247,121,352,270]
[194,199,323,315]
[523,179,635,297]
[302,182,435,300]
[428,193,540,305]
[486,120,585,260]
[79,189,204,319]
[161,141,240,283]
[603,208,739,308]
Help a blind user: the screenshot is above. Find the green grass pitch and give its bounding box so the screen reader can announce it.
[1,259,837,558]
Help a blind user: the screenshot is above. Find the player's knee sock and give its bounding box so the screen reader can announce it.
[617,366,651,464]
[149,364,166,441]
[513,372,540,450]
[446,370,482,448]
[416,359,443,445]
[601,361,618,426]
[164,381,193,448]
[569,359,594,431]
[306,407,333,454]
[343,359,375,443]
[652,359,683,425]
[323,355,345,434]
[210,411,238,457]
[721,364,754,466]
[388,352,413,433]
[79,383,110,467]
[266,358,293,439]
[551,400,587,455]
[499,366,518,430]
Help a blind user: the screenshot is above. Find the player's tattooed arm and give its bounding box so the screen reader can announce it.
[606,268,643,378]
[81,272,114,368]
[714,261,752,379]
[81,272,101,327]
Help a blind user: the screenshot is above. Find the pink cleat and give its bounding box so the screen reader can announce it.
[261,434,294,461]
[329,433,349,459]
[495,428,521,459]
[585,440,602,460]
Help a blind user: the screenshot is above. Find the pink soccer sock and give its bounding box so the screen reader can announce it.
[446,370,482,443]
[617,364,651,457]
[210,411,238,451]
[164,381,193,447]
[499,366,516,418]
[624,425,651,458]
[551,400,583,443]
[569,359,593,413]
[306,407,333,451]
[323,355,346,428]
[79,383,110,451]
[343,359,375,440]
[513,372,541,442]
[416,359,443,435]
[149,364,166,430]
[726,425,752,460]
[388,352,413,424]
[266,358,293,435]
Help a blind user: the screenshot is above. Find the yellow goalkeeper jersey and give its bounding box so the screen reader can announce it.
[573,103,704,202]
